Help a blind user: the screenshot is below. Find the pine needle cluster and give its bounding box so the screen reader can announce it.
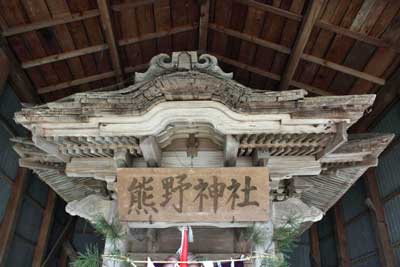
[93,216,124,243]
[70,245,101,267]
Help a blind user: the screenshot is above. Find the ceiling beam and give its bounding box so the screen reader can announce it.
[38,71,116,94]
[21,25,196,69]
[37,64,148,94]
[214,54,332,96]
[118,24,197,46]
[279,0,325,91]
[0,168,28,265]
[32,190,57,267]
[333,202,350,267]
[198,0,210,51]
[364,169,396,267]
[22,44,108,69]
[97,0,124,83]
[210,24,385,85]
[234,0,398,52]
[1,9,100,37]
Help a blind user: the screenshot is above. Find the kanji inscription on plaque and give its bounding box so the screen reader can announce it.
[117,167,269,222]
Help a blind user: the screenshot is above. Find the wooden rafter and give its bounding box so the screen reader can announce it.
[38,64,148,94]
[333,202,350,267]
[97,0,124,82]
[22,44,108,69]
[118,24,197,46]
[364,169,396,267]
[1,9,100,37]
[214,54,332,96]
[279,0,325,91]
[0,168,28,265]
[209,24,385,85]
[32,190,57,267]
[234,0,399,52]
[199,0,211,51]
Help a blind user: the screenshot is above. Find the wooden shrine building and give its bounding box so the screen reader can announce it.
[11,51,393,266]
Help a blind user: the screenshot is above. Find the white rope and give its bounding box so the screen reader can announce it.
[102,252,276,266]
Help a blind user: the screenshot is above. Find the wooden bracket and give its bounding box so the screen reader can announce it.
[316,122,347,160]
[140,136,162,167]
[224,135,239,167]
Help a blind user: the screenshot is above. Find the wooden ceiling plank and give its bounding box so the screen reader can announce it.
[268,0,306,78]
[47,1,93,93]
[15,5,60,87]
[68,2,105,90]
[38,71,116,94]
[25,0,75,89]
[97,0,124,82]
[153,0,173,54]
[170,0,191,51]
[0,168,29,265]
[81,9,114,78]
[235,4,265,84]
[111,0,157,11]
[253,1,285,90]
[322,2,400,94]
[1,9,100,36]
[22,44,108,69]
[32,190,57,267]
[234,0,302,21]
[302,54,385,85]
[135,3,158,63]
[118,0,143,68]
[279,0,325,91]
[306,1,364,92]
[349,13,400,95]
[214,54,332,96]
[198,0,211,51]
[364,169,397,267]
[300,0,350,89]
[209,24,385,85]
[38,64,147,94]
[119,25,197,46]
[333,202,351,267]
[210,0,233,56]
[234,0,398,51]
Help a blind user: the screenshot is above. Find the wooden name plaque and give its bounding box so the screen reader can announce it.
[117,167,269,222]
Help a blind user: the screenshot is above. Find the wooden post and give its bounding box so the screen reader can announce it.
[0,168,28,266]
[140,136,162,167]
[0,50,9,93]
[224,135,239,167]
[279,0,325,91]
[364,168,396,267]
[97,0,124,82]
[198,0,210,51]
[32,190,57,267]
[333,202,350,267]
[310,224,321,267]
